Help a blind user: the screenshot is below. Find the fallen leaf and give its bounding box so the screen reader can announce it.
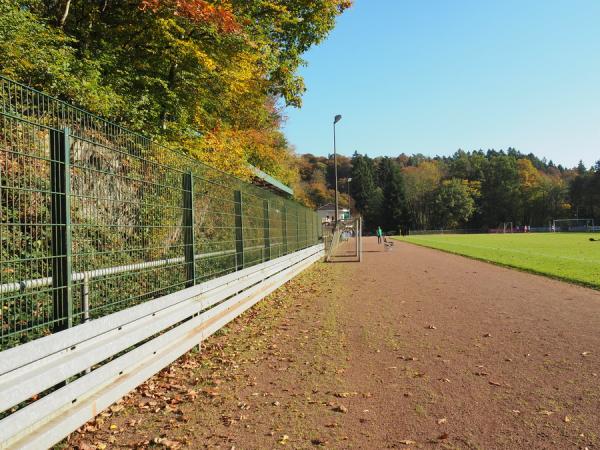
[438,432,449,440]
[437,418,447,425]
[488,381,502,387]
[335,392,358,398]
[564,415,572,423]
[539,410,554,416]
[581,351,591,356]
[399,440,416,445]
[333,405,348,413]
[110,405,124,413]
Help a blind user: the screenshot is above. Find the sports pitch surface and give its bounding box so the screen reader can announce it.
[396,232,600,289]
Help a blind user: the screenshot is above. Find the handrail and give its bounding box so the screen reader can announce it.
[0,245,271,295]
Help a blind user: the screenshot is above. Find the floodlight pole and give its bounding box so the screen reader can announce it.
[347,177,352,213]
[333,115,342,228]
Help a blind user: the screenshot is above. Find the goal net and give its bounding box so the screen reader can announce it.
[552,218,595,232]
[502,222,513,233]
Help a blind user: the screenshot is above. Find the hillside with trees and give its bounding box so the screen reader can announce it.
[299,149,600,233]
[0,0,350,188]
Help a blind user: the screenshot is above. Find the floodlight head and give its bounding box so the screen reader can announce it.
[348,177,352,182]
[334,114,342,124]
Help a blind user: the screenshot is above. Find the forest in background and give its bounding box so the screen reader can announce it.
[297,149,600,232]
[0,0,349,192]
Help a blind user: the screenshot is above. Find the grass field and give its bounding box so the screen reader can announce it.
[394,233,600,289]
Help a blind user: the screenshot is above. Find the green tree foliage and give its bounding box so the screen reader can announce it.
[349,152,381,229]
[569,160,600,221]
[377,157,407,233]
[402,161,443,230]
[481,156,522,226]
[0,0,350,191]
[0,0,115,113]
[430,179,475,229]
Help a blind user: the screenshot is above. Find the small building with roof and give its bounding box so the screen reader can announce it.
[316,203,350,223]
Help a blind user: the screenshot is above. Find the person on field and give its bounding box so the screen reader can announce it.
[377,226,383,244]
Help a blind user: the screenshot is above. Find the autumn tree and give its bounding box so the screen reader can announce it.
[1,0,350,198]
[402,161,443,229]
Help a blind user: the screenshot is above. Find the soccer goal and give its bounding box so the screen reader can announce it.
[552,218,595,232]
[502,222,513,233]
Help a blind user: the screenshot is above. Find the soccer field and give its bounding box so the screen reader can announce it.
[395,233,600,289]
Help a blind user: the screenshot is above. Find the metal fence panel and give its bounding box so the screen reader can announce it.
[0,75,320,350]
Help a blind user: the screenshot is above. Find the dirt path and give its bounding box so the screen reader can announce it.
[68,237,600,450]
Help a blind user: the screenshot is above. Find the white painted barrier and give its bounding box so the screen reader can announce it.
[0,244,323,449]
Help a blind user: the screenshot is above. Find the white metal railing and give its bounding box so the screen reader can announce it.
[0,244,324,450]
[0,246,278,295]
[0,244,271,328]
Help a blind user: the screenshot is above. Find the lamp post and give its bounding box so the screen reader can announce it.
[333,114,342,227]
[347,177,352,217]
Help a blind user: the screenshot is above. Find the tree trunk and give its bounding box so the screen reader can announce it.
[58,0,72,28]
[160,63,178,130]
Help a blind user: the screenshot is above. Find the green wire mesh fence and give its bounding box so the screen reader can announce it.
[0,75,322,351]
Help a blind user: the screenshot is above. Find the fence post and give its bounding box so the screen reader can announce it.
[263,199,271,261]
[50,127,73,331]
[304,209,309,247]
[182,171,196,287]
[354,218,359,257]
[316,213,321,241]
[295,206,300,250]
[234,190,244,270]
[282,204,288,255]
[359,216,363,262]
[305,209,309,248]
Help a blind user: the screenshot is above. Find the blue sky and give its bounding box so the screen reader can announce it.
[283,0,600,168]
